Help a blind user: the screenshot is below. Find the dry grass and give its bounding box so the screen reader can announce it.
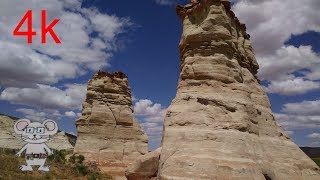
[0,148,113,180]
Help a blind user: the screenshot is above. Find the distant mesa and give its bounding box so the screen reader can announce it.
[301,147,320,159]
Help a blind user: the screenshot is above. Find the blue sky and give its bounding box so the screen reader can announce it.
[0,0,319,151]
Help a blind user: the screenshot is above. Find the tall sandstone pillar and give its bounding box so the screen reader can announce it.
[158,0,320,179]
[74,71,148,178]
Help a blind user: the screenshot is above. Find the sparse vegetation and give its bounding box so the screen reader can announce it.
[312,158,320,167]
[48,149,67,164]
[0,148,113,180]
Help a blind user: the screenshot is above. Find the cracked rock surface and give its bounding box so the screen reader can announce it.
[158,0,320,179]
[74,71,148,178]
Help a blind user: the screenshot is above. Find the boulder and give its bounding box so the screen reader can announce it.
[125,147,161,180]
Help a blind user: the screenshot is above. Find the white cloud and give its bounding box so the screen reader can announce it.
[15,108,65,122]
[309,141,320,147]
[0,0,133,118]
[0,42,81,88]
[264,78,320,96]
[134,99,167,120]
[257,46,320,81]
[143,126,164,137]
[275,113,320,130]
[0,83,87,110]
[308,133,320,139]
[286,130,294,136]
[282,100,320,116]
[233,0,320,56]
[65,111,76,117]
[306,66,320,81]
[275,99,320,132]
[132,96,137,102]
[233,0,320,96]
[155,0,179,6]
[16,107,79,122]
[16,108,48,121]
[134,99,167,150]
[0,0,131,88]
[234,0,320,147]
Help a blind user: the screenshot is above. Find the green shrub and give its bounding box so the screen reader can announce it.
[69,154,85,164]
[77,154,85,164]
[48,150,66,164]
[0,148,16,155]
[76,164,88,175]
[87,173,98,180]
[69,154,76,163]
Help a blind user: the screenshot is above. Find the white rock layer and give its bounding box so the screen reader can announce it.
[158,0,320,179]
[74,71,148,178]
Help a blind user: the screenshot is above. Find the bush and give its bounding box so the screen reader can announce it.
[69,154,76,163]
[75,164,89,175]
[0,149,113,179]
[69,154,88,176]
[0,148,16,155]
[48,150,66,164]
[77,155,85,164]
[69,154,85,164]
[87,173,98,180]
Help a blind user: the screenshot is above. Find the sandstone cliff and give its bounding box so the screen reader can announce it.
[74,71,148,178]
[157,0,320,179]
[0,114,75,151]
[0,114,23,150]
[47,131,76,151]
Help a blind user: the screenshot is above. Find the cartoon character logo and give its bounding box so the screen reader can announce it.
[14,119,58,171]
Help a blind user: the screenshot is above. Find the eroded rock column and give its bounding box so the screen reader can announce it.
[158,0,320,179]
[74,71,148,178]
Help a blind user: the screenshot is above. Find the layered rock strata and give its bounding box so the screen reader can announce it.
[0,114,23,150]
[0,114,75,151]
[74,71,148,178]
[47,131,76,151]
[158,0,320,179]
